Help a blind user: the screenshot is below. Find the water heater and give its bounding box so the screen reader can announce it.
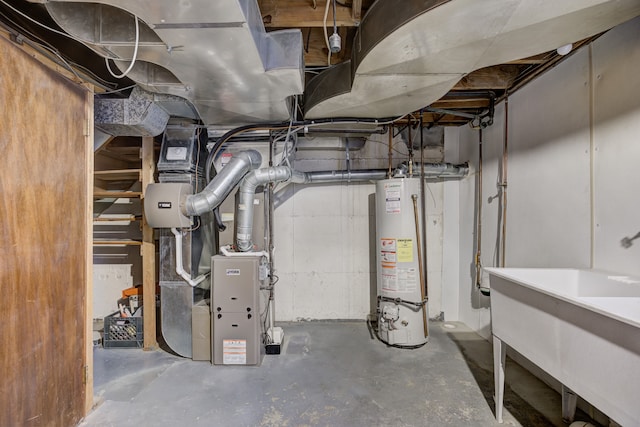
[375,178,428,347]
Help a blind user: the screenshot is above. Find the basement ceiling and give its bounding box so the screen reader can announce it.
[1,0,639,129]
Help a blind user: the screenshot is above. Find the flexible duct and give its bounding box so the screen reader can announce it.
[235,163,469,252]
[183,149,262,216]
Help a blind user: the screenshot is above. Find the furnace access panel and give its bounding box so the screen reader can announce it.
[211,255,263,365]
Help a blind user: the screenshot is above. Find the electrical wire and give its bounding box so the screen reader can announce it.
[204,114,409,183]
[0,1,139,88]
[185,127,203,232]
[97,84,137,95]
[104,13,140,79]
[323,0,331,66]
[0,11,85,82]
[0,0,80,39]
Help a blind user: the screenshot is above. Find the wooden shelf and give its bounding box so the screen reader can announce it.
[93,136,157,350]
[94,169,142,181]
[93,191,142,199]
[93,215,141,222]
[93,239,143,246]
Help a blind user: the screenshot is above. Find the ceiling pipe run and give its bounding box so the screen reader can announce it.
[234,162,469,252]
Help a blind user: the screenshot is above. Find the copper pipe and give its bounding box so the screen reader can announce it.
[407,117,414,177]
[500,96,509,267]
[388,126,393,178]
[419,115,427,299]
[475,128,483,287]
[412,194,428,338]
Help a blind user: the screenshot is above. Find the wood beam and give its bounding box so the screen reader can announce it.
[141,136,158,350]
[351,0,362,20]
[431,98,490,109]
[84,89,94,416]
[397,113,471,126]
[303,27,351,67]
[258,0,359,27]
[453,64,520,90]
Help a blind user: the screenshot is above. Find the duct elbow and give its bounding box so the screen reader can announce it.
[235,166,295,252]
[183,149,262,216]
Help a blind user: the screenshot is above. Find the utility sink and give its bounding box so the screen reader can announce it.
[486,268,640,426]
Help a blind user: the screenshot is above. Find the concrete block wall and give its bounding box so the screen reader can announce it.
[273,131,447,321]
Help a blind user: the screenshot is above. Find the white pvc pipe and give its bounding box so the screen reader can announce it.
[171,228,210,287]
[219,244,269,260]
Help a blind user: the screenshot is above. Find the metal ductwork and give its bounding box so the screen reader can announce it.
[236,166,297,252]
[234,162,469,252]
[184,150,262,216]
[32,0,304,126]
[305,0,640,119]
[95,86,170,137]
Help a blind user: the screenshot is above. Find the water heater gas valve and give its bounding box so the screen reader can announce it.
[381,305,399,322]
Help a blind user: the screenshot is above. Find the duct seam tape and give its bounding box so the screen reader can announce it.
[237,233,251,240]
[238,204,246,210]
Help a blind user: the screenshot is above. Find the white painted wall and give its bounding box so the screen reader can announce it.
[273,131,447,321]
[592,19,640,277]
[448,17,640,338]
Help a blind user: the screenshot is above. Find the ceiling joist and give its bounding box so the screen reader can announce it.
[258,0,360,28]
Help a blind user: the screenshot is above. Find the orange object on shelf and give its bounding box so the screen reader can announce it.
[121,286,143,298]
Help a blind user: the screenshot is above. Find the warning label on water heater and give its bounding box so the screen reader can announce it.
[397,239,413,262]
[223,339,247,365]
[384,182,402,214]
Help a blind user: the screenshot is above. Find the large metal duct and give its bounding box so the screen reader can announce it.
[94,87,169,137]
[305,0,640,119]
[30,0,304,126]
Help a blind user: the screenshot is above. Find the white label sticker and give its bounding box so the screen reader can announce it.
[223,339,247,364]
[220,152,233,167]
[226,269,241,276]
[166,146,188,161]
[384,182,402,214]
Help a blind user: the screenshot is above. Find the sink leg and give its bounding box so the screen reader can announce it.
[493,335,507,423]
[561,385,577,423]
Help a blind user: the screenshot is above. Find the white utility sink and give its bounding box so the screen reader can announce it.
[486,268,640,426]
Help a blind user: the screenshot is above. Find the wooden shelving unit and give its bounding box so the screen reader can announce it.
[93,136,157,350]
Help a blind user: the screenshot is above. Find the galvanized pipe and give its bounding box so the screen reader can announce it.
[235,163,469,253]
[302,169,388,183]
[394,162,469,178]
[183,149,262,216]
[236,166,297,252]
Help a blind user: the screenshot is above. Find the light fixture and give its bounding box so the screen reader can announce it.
[556,43,572,56]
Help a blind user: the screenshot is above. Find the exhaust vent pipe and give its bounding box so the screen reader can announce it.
[184,150,262,216]
[234,163,468,252]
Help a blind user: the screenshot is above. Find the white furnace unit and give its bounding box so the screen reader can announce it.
[375,178,429,347]
[211,255,267,365]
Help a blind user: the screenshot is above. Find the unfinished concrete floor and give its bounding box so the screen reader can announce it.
[80,321,593,427]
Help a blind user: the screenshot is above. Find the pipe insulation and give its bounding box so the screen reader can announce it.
[183,149,262,216]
